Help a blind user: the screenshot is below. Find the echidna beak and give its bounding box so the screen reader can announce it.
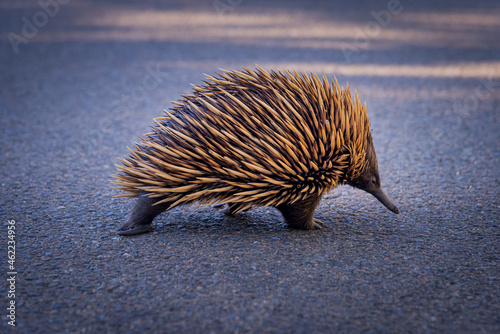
[370,188,400,214]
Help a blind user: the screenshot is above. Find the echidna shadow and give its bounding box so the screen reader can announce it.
[112,67,399,236]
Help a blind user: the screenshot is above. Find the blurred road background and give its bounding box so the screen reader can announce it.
[1,0,499,332]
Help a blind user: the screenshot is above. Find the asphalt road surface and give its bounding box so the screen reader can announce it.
[1,0,499,333]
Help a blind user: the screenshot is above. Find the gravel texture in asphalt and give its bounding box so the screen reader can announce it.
[1,0,499,332]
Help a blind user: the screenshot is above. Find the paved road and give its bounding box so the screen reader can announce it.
[1,0,499,332]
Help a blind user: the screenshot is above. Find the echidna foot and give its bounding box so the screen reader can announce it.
[222,205,236,216]
[116,191,168,236]
[313,218,325,229]
[213,203,236,215]
[277,195,323,230]
[116,222,153,236]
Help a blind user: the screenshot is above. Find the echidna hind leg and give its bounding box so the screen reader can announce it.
[277,195,323,230]
[117,192,169,236]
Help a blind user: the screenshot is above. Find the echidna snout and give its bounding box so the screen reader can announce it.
[348,134,399,214]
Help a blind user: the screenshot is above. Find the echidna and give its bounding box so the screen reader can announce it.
[112,67,399,236]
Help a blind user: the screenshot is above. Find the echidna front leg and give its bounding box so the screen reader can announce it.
[277,195,323,230]
[117,192,170,236]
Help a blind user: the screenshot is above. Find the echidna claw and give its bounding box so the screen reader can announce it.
[313,218,325,229]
